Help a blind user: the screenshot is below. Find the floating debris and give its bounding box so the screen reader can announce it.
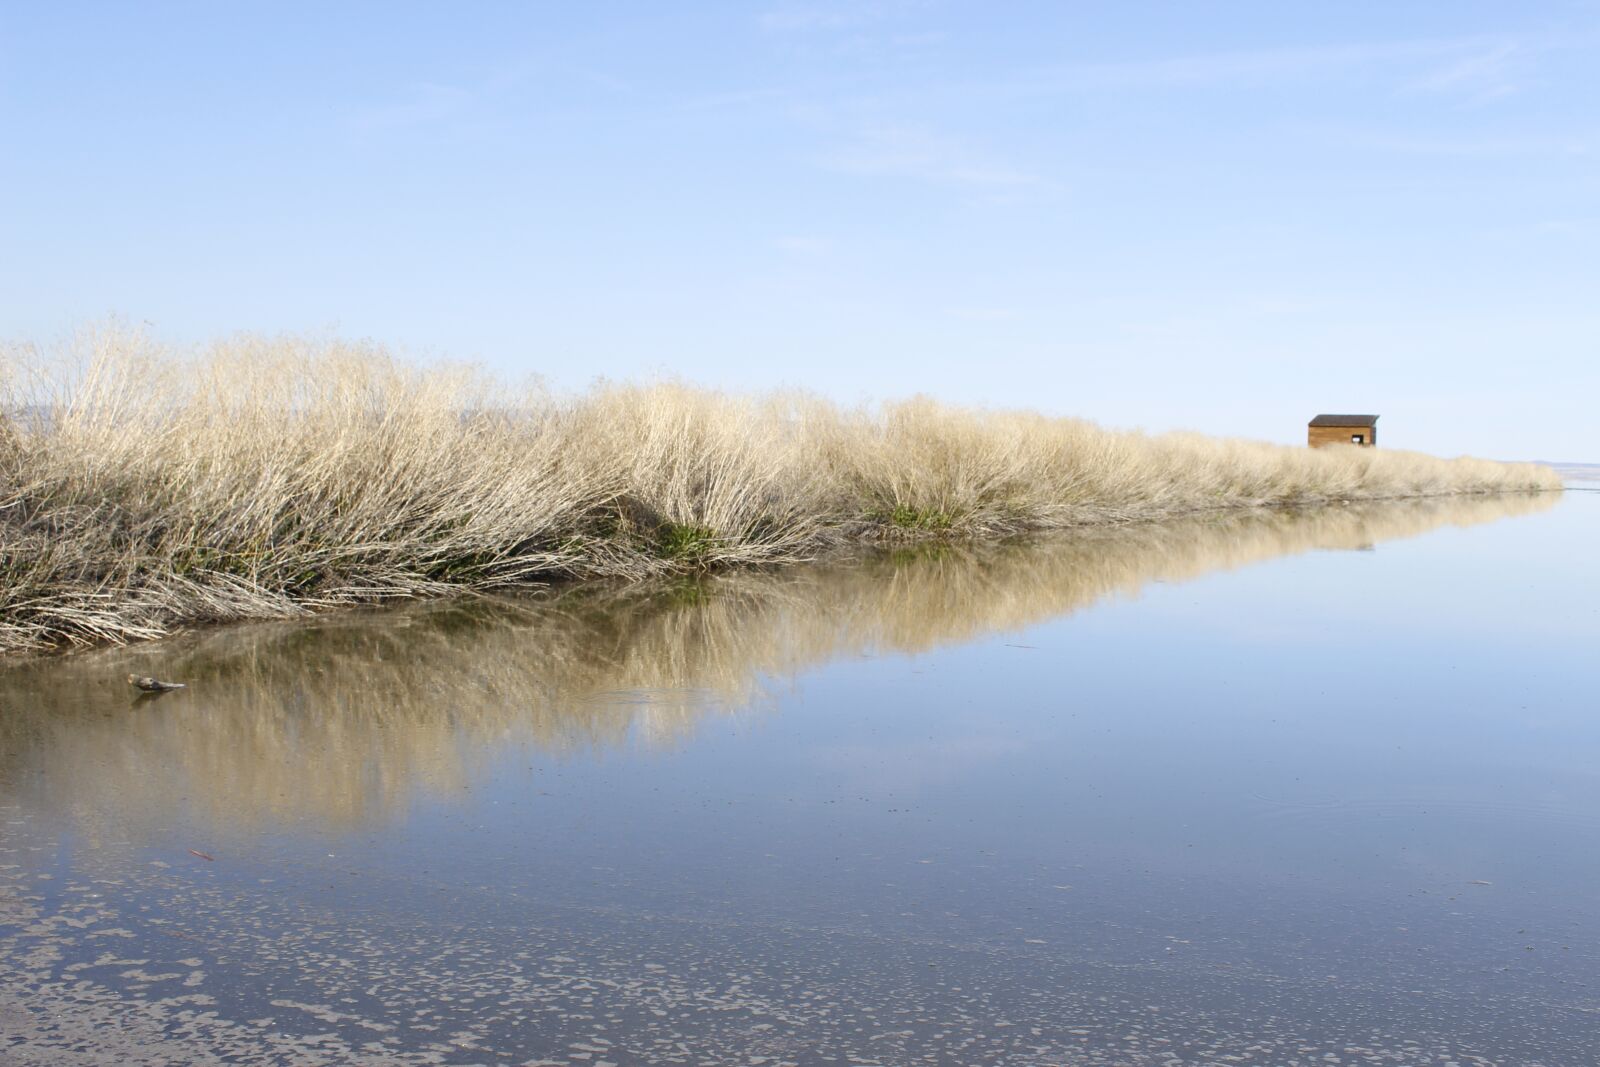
[128,675,186,692]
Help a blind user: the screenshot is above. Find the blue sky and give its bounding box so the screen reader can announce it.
[2,2,1596,459]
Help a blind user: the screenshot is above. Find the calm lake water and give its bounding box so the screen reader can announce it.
[2,492,1596,1066]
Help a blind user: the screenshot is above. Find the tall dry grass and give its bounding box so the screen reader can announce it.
[0,325,1561,653]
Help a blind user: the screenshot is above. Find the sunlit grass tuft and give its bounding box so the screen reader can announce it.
[0,324,1561,653]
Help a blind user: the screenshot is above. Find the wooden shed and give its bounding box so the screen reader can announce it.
[1308,414,1378,448]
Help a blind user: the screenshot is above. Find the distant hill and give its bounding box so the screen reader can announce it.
[1543,462,1600,483]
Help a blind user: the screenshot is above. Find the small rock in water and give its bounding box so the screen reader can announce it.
[128,674,186,692]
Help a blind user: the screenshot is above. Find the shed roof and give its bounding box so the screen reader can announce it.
[1308,414,1379,427]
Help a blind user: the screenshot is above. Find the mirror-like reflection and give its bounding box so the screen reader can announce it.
[0,492,1558,836]
[4,489,1596,1066]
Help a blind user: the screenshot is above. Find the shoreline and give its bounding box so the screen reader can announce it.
[0,488,1563,662]
[0,329,1563,656]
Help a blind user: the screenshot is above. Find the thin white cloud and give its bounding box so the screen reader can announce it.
[819,124,1046,190]
[947,306,1020,322]
[759,1,925,34]
[1408,41,1525,101]
[1326,127,1593,158]
[993,33,1545,97]
[760,5,860,32]
[344,61,633,136]
[1481,217,1600,239]
[774,235,834,255]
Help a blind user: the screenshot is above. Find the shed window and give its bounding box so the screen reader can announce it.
[1351,434,1364,444]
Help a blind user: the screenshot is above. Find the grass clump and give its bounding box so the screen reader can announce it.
[655,523,720,563]
[0,323,1563,654]
[879,504,954,532]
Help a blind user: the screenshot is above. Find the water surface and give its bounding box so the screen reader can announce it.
[2,493,1597,1065]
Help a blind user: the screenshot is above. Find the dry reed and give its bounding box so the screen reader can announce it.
[0,325,1561,654]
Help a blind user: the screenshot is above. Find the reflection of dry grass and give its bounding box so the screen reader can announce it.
[0,493,1557,836]
[0,326,1562,653]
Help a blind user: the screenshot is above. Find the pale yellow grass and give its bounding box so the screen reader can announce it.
[0,325,1561,653]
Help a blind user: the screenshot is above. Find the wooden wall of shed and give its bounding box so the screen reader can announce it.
[1308,425,1377,448]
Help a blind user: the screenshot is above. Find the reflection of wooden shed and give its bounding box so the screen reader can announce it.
[1308,414,1378,448]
